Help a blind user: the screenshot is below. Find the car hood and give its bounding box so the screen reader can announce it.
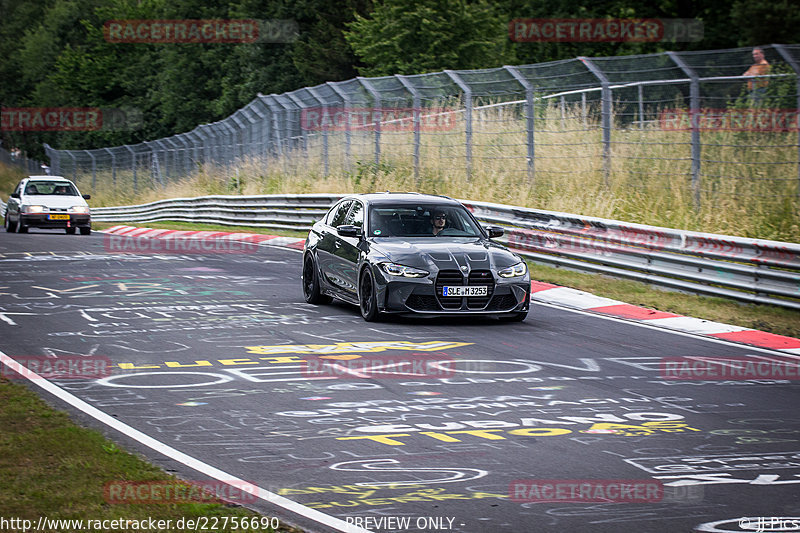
[369,237,521,272]
[22,195,87,209]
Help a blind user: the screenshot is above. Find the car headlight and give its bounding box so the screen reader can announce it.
[498,261,527,278]
[68,206,89,214]
[22,205,45,213]
[380,262,429,278]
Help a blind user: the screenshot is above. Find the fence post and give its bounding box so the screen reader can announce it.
[104,148,116,190]
[155,140,169,183]
[668,51,702,208]
[87,150,96,192]
[580,57,611,186]
[444,70,473,181]
[68,151,78,182]
[505,66,535,185]
[285,93,308,163]
[773,44,800,200]
[124,145,136,193]
[307,87,329,177]
[358,77,382,169]
[328,81,352,173]
[396,75,421,184]
[44,144,60,175]
[638,84,645,129]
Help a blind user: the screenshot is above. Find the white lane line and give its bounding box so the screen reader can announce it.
[0,350,372,533]
[532,300,798,357]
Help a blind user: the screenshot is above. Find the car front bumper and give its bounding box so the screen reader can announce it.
[20,213,91,229]
[373,267,530,315]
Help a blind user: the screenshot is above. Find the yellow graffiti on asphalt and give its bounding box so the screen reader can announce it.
[277,486,506,509]
[244,341,472,355]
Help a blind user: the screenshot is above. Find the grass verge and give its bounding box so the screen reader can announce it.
[95,220,800,338]
[0,377,299,533]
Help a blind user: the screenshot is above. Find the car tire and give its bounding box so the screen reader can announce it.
[66,227,76,235]
[302,254,331,305]
[4,215,16,233]
[17,220,28,233]
[80,227,91,235]
[359,268,381,322]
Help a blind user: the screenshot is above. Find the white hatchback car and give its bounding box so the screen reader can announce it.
[4,176,91,234]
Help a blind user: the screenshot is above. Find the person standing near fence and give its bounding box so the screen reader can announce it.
[742,47,770,103]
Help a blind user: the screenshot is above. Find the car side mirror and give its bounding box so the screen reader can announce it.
[486,226,504,238]
[337,225,362,238]
[11,192,20,199]
[82,194,91,200]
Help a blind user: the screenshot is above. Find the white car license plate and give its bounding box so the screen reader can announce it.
[442,286,487,297]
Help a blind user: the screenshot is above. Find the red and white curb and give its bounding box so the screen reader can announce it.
[101,224,306,250]
[531,281,800,355]
[101,225,800,356]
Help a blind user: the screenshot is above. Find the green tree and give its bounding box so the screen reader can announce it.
[344,0,513,76]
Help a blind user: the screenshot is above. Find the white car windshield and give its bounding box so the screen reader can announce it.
[25,182,79,196]
[368,204,483,238]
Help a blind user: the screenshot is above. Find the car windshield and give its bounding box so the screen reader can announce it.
[25,182,78,196]
[368,204,483,238]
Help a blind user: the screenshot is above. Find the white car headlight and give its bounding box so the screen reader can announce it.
[68,206,89,214]
[380,262,429,278]
[498,261,527,278]
[23,205,46,213]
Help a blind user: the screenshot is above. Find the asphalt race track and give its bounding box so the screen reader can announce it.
[1,228,799,533]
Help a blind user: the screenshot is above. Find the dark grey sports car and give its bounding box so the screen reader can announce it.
[302,193,530,321]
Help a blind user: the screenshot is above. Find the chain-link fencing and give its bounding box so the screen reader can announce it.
[44,44,800,209]
[0,143,47,175]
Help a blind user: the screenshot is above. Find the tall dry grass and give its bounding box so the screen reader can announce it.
[74,103,799,242]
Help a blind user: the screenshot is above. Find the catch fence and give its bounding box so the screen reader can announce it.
[43,44,800,207]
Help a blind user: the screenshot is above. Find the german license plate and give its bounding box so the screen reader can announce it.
[442,286,487,297]
[48,214,70,220]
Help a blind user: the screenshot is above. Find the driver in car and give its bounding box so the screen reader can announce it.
[431,210,447,236]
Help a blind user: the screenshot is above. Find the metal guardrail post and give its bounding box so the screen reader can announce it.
[505,66,535,184]
[773,44,800,199]
[396,75,421,183]
[307,87,329,176]
[328,81,352,172]
[668,51,702,209]
[580,57,611,186]
[358,77,382,169]
[104,148,116,189]
[445,70,473,181]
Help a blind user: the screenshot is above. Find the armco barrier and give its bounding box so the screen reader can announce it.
[20,194,800,310]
